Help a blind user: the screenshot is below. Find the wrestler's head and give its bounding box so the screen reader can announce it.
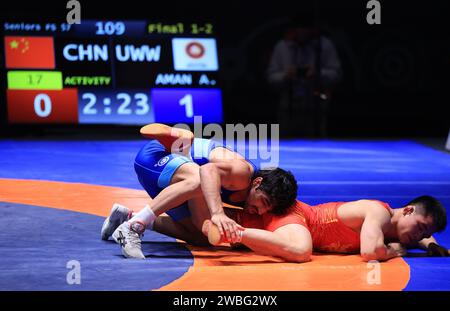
[287,13,317,45]
[244,168,298,216]
[396,195,447,245]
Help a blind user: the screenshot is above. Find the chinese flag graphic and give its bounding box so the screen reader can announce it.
[5,36,55,69]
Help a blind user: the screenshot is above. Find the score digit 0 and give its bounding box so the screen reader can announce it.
[34,93,52,117]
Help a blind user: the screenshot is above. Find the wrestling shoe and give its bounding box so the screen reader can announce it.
[140,123,194,155]
[112,221,146,259]
[101,203,132,241]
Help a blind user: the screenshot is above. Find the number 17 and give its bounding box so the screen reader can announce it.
[28,74,42,85]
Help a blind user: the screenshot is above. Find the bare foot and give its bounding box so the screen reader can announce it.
[202,220,224,246]
[140,123,194,156]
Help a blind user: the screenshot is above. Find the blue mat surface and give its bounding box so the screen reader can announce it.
[1,139,449,290]
[0,202,193,291]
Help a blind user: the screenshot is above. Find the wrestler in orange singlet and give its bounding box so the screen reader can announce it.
[206,196,448,261]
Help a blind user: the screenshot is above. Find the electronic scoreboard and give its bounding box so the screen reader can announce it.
[2,20,222,124]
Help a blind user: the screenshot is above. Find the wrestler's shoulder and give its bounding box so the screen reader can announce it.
[286,200,310,213]
[346,199,391,215]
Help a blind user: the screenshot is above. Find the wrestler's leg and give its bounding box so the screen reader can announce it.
[129,161,202,230]
[140,123,194,156]
[104,204,240,247]
[102,204,208,246]
[112,144,202,258]
[186,194,211,231]
[153,214,209,246]
[155,197,235,246]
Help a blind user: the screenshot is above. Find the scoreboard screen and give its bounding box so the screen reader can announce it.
[2,20,222,125]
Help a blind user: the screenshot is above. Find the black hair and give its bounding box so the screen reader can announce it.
[407,195,447,232]
[253,168,298,215]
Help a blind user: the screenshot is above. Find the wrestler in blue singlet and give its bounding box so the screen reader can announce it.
[134,138,258,221]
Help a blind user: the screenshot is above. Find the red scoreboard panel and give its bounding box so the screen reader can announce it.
[7,89,78,123]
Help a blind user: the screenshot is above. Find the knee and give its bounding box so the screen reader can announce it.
[182,176,201,196]
[191,214,206,232]
[172,164,202,195]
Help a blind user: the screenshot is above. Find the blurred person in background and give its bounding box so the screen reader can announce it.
[267,14,342,137]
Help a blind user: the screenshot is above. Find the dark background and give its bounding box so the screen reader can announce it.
[0,0,449,138]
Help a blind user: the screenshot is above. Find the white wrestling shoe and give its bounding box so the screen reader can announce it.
[101,203,132,241]
[112,221,146,259]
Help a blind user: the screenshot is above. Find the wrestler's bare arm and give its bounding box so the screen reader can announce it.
[417,236,437,249]
[360,205,404,262]
[240,224,312,263]
[155,212,313,262]
[417,236,450,256]
[199,159,250,241]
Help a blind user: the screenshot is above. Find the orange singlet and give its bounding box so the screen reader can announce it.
[235,200,392,254]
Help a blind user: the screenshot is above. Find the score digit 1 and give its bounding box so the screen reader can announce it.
[179,94,194,118]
